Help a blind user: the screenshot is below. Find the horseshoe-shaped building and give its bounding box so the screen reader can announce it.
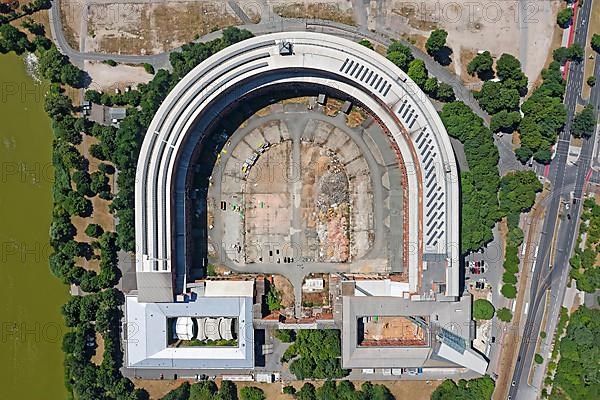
[126,32,487,374]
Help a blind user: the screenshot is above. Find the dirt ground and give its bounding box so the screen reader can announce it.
[273,274,295,308]
[271,1,355,25]
[134,378,440,400]
[85,1,241,55]
[90,332,105,365]
[362,316,426,345]
[58,0,83,50]
[372,0,558,85]
[85,61,153,91]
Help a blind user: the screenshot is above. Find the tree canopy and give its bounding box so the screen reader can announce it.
[551,307,600,399]
[557,7,574,28]
[467,51,494,80]
[283,330,348,380]
[440,101,501,252]
[425,29,448,55]
[431,376,495,400]
[473,299,495,320]
[571,104,596,138]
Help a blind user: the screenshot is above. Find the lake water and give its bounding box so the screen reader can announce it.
[0,53,68,398]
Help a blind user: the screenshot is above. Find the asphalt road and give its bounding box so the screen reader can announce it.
[508,0,599,397]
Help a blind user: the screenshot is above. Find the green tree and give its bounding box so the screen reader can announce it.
[534,353,543,364]
[587,76,596,87]
[358,39,374,50]
[189,381,217,400]
[265,285,282,312]
[474,81,520,114]
[386,41,413,72]
[85,223,104,238]
[283,386,296,395]
[425,29,448,55]
[553,46,570,65]
[218,380,238,400]
[161,382,190,400]
[501,284,517,299]
[557,7,574,28]
[431,376,494,400]
[436,82,455,102]
[503,272,518,285]
[407,59,428,88]
[490,110,521,133]
[497,307,513,322]
[467,51,494,79]
[473,299,495,320]
[274,329,295,343]
[424,77,439,96]
[287,330,348,380]
[592,33,600,53]
[239,387,265,400]
[568,43,584,62]
[296,383,317,400]
[496,53,528,95]
[571,104,596,138]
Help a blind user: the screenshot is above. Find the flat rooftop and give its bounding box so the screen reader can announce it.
[342,294,487,373]
[125,281,254,369]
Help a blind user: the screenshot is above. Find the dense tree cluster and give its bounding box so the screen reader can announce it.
[385,41,455,102]
[0,0,50,24]
[430,376,494,400]
[474,81,520,115]
[516,61,566,163]
[497,171,541,298]
[495,53,528,95]
[0,23,33,54]
[471,52,527,134]
[38,44,84,87]
[439,101,501,252]
[569,198,600,292]
[61,289,147,400]
[550,307,600,399]
[281,330,348,380]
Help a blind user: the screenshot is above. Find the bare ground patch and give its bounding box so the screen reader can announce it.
[86,2,242,55]
[272,1,355,25]
[85,61,153,92]
[58,0,83,50]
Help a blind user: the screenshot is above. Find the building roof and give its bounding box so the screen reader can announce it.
[341,295,488,372]
[125,282,254,369]
[204,280,254,297]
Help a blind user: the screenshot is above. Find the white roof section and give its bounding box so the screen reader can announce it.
[204,280,254,297]
[125,289,254,369]
[437,342,488,375]
[355,280,410,297]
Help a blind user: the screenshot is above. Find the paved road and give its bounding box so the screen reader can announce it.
[508,0,598,397]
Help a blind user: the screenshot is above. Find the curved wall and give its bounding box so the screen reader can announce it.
[134,32,459,302]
